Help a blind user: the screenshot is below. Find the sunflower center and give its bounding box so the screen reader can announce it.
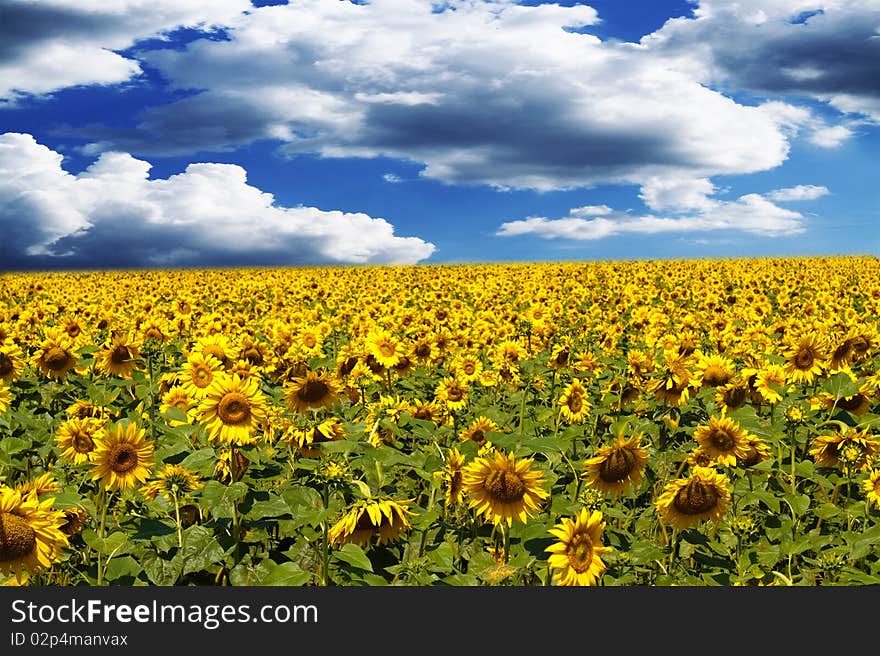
[710,428,735,452]
[484,470,526,503]
[833,341,853,362]
[446,386,464,402]
[303,334,317,349]
[73,432,95,454]
[598,448,636,483]
[0,353,12,377]
[44,346,71,370]
[838,395,866,412]
[566,536,594,573]
[378,342,396,358]
[0,512,37,563]
[673,480,719,516]
[468,429,485,444]
[193,366,212,387]
[298,379,330,404]
[218,393,251,425]
[724,386,748,409]
[108,443,139,474]
[110,345,131,365]
[243,347,263,365]
[414,344,431,359]
[702,365,730,387]
[851,337,869,355]
[554,350,570,366]
[794,348,815,369]
[66,324,81,338]
[567,394,583,414]
[462,362,476,375]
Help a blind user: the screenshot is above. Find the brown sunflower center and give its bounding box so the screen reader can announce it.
[484,469,526,503]
[446,386,464,402]
[710,428,736,452]
[66,324,81,338]
[110,345,131,365]
[567,394,583,414]
[794,348,815,369]
[0,353,12,377]
[566,535,594,573]
[723,386,749,410]
[108,443,139,474]
[554,350,570,366]
[702,365,730,387]
[378,342,396,358]
[218,393,252,425]
[673,480,719,516]
[193,366,213,387]
[73,432,95,454]
[598,448,636,483]
[243,347,264,365]
[303,334,317,349]
[393,356,411,372]
[297,379,330,404]
[832,341,853,362]
[0,512,37,562]
[44,346,72,370]
[838,395,867,412]
[468,429,486,445]
[462,362,476,375]
[414,343,431,359]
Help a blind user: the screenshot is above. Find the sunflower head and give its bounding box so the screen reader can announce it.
[583,434,650,497]
[285,369,340,415]
[140,464,203,503]
[90,421,155,492]
[328,498,413,548]
[693,416,752,466]
[462,450,549,526]
[198,373,268,445]
[655,466,731,530]
[545,508,611,586]
[0,487,69,583]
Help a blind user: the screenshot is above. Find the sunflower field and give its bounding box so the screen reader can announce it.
[1,255,879,587]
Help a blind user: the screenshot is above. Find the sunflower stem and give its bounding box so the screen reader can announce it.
[96,486,110,586]
[321,482,331,586]
[172,487,183,550]
[230,444,242,566]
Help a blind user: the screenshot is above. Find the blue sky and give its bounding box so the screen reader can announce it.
[0,0,877,270]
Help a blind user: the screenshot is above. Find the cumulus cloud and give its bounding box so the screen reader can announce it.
[0,0,250,103]
[645,0,880,122]
[72,0,795,191]
[0,132,435,270]
[765,184,830,201]
[497,188,806,241]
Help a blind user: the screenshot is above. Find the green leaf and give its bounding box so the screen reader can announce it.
[180,525,228,576]
[103,556,141,582]
[260,562,312,586]
[629,541,665,565]
[246,494,291,520]
[427,542,455,572]
[822,372,860,400]
[178,448,217,476]
[333,543,373,572]
[199,480,248,519]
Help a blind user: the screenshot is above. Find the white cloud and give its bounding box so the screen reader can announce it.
[765,184,830,201]
[383,173,402,184]
[0,0,250,103]
[77,0,793,191]
[497,188,806,241]
[0,132,435,268]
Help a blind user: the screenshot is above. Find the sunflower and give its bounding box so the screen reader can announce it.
[558,378,590,424]
[809,428,879,473]
[95,333,141,379]
[214,448,249,483]
[66,399,111,422]
[178,352,225,399]
[848,325,877,363]
[694,352,736,388]
[0,384,9,414]
[462,450,549,526]
[547,342,574,370]
[583,434,650,497]
[436,448,467,507]
[693,416,752,466]
[738,435,773,468]
[863,470,880,509]
[545,509,611,586]
[460,416,499,447]
[15,473,58,498]
[192,334,234,369]
[328,498,413,548]
[198,373,268,445]
[435,376,469,411]
[0,342,25,383]
[754,364,787,404]
[655,466,731,530]
[783,333,827,384]
[0,487,69,583]
[59,507,88,537]
[31,329,79,380]
[366,328,403,369]
[714,379,751,412]
[290,416,346,458]
[160,387,196,426]
[650,351,693,406]
[409,399,445,426]
[140,464,203,503]
[452,352,483,383]
[285,369,339,414]
[90,422,155,492]
[55,417,104,464]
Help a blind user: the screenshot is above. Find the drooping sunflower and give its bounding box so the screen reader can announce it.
[694,352,736,388]
[655,466,731,530]
[693,416,752,466]
[650,351,694,406]
[809,428,880,473]
[90,422,155,492]
[738,434,773,468]
[15,473,58,498]
[714,379,751,412]
[460,416,499,447]
[583,434,650,497]
[198,373,268,445]
[94,333,141,379]
[66,399,111,422]
[31,329,79,380]
[545,508,611,586]
[0,487,69,583]
[558,378,590,424]
[140,464,203,504]
[409,399,445,426]
[55,416,104,464]
[462,450,549,526]
[783,333,827,384]
[289,416,347,458]
[327,498,413,548]
[285,369,340,415]
[436,448,466,507]
[0,342,25,383]
[863,470,880,509]
[178,352,225,399]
